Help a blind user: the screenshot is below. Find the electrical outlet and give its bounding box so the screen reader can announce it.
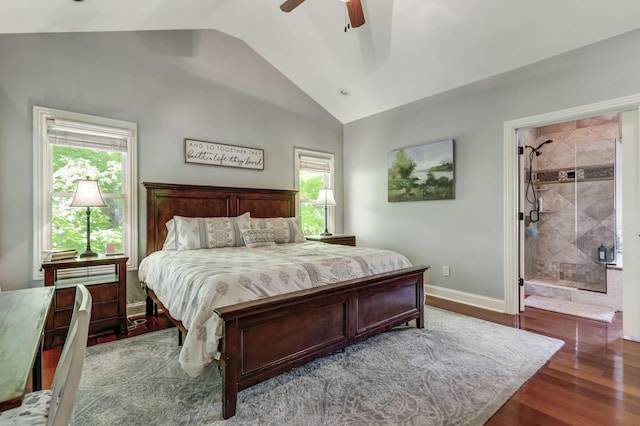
[442,265,450,277]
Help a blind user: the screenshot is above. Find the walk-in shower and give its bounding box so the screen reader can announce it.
[521,115,621,295]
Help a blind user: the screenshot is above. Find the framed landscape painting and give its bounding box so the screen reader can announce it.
[388,139,455,202]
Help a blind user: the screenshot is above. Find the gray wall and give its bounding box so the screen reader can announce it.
[0,30,343,292]
[344,29,640,300]
[3,26,640,307]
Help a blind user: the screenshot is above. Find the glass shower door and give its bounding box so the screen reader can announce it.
[575,140,616,293]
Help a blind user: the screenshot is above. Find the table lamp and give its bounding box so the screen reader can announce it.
[71,179,106,257]
[315,188,336,236]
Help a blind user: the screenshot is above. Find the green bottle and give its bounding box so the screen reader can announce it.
[598,243,606,262]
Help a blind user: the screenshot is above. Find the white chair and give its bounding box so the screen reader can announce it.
[0,284,91,425]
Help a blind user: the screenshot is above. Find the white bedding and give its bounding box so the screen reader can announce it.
[138,241,412,377]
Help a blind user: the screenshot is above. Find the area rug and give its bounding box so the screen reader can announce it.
[72,306,563,426]
[525,295,616,323]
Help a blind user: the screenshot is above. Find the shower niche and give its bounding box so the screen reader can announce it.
[522,115,620,294]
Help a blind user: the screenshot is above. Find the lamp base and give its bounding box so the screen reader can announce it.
[79,249,99,258]
[320,231,333,236]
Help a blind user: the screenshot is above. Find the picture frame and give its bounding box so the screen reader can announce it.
[388,139,455,202]
[184,138,264,170]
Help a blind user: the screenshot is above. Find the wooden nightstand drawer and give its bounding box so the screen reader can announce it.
[55,282,118,309]
[89,302,119,321]
[52,303,117,329]
[88,282,119,303]
[54,309,72,329]
[52,303,117,328]
[55,287,76,310]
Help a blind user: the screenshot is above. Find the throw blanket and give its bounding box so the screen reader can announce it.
[138,241,412,377]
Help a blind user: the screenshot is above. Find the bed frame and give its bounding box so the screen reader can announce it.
[142,182,428,419]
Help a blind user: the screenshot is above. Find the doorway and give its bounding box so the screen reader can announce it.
[502,96,640,341]
[518,115,622,311]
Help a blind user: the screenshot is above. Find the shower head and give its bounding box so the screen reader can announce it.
[528,139,553,156]
[536,139,553,150]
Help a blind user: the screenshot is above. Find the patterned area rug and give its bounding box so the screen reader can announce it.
[72,306,563,425]
[525,295,616,323]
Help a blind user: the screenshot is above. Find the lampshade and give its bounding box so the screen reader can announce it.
[315,188,337,206]
[70,179,106,208]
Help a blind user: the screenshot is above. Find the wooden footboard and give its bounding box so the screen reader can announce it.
[215,265,428,418]
[145,265,427,419]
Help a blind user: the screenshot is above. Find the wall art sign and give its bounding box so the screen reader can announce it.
[184,138,264,170]
[388,139,455,202]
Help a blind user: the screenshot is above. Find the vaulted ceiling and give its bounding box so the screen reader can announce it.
[2,0,640,123]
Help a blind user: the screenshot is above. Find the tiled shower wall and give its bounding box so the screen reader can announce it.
[524,114,619,292]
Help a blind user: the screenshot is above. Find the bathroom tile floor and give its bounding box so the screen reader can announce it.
[526,277,577,288]
[527,276,608,293]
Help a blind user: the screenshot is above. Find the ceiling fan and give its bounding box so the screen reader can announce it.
[280,0,365,30]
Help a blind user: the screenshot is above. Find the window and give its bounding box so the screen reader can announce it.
[33,106,138,278]
[294,148,335,235]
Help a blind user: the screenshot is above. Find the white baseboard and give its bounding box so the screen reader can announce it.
[425,284,506,313]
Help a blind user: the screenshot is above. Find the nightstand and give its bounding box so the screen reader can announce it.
[42,255,128,349]
[306,234,356,246]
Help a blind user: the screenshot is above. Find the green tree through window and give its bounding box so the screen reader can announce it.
[51,146,124,254]
[299,171,324,235]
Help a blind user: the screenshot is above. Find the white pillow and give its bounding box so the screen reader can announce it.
[242,229,277,248]
[162,219,176,250]
[250,216,306,244]
[173,212,251,250]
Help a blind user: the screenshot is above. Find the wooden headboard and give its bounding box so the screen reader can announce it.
[143,182,297,255]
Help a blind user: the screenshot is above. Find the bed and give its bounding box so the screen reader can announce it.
[140,182,429,419]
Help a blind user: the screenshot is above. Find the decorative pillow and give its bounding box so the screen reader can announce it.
[162,219,176,250]
[174,212,251,250]
[242,229,277,248]
[250,216,306,244]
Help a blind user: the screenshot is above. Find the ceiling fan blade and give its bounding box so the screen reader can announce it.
[346,0,365,28]
[280,0,305,12]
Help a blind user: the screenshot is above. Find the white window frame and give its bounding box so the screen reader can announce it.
[33,106,138,279]
[294,148,335,235]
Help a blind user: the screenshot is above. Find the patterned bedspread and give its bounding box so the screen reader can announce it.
[138,241,412,377]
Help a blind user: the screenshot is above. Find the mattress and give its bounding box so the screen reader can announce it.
[138,241,412,377]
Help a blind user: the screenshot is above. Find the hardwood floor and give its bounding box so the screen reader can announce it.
[428,298,640,425]
[41,298,640,425]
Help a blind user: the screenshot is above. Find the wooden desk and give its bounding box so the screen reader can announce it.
[0,287,54,412]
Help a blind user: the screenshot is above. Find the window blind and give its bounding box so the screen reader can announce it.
[47,118,130,152]
[298,155,332,173]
